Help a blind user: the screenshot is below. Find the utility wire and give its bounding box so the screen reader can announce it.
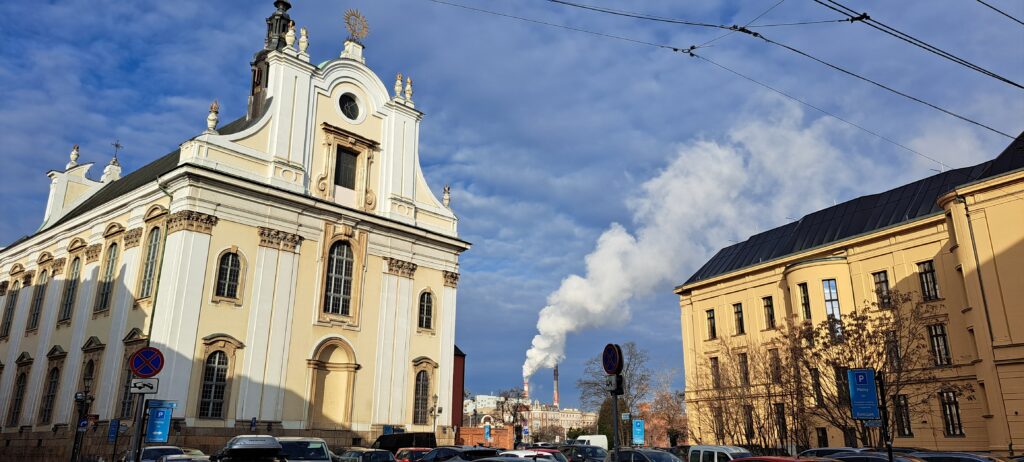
[975,0,1024,27]
[813,0,1024,90]
[698,0,787,47]
[543,0,1015,138]
[421,0,1024,201]
[749,18,857,28]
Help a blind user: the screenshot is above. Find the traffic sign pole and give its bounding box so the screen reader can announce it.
[877,373,893,462]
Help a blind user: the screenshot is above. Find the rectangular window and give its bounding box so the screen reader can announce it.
[918,260,941,301]
[798,283,811,320]
[334,147,358,189]
[738,353,750,387]
[743,405,755,443]
[710,357,721,388]
[763,296,776,329]
[816,427,829,448]
[885,330,903,371]
[929,323,952,366]
[873,270,892,308]
[811,368,823,406]
[706,309,717,340]
[775,403,788,443]
[769,348,782,382]
[822,279,841,319]
[835,366,850,404]
[733,303,745,335]
[894,394,913,437]
[940,391,964,436]
[713,406,725,443]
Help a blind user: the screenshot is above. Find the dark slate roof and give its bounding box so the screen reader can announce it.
[455,345,466,357]
[683,131,1024,287]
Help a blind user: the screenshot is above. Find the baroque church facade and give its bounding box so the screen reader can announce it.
[0,1,469,457]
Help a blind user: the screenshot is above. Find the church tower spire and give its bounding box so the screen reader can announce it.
[248,1,294,120]
[264,1,293,52]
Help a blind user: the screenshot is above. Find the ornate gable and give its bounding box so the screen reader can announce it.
[46,345,67,360]
[123,327,148,344]
[82,336,106,352]
[15,352,33,366]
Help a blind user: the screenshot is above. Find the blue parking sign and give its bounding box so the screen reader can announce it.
[848,369,880,420]
[632,419,644,446]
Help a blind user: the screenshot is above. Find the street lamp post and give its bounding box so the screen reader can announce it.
[69,377,95,462]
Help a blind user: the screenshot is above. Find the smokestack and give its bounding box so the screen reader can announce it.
[523,379,530,401]
[553,365,560,409]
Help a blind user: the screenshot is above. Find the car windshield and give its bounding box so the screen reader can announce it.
[580,448,607,459]
[646,452,682,462]
[280,441,330,460]
[550,453,569,462]
[143,448,185,458]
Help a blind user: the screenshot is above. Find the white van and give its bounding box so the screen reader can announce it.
[574,435,609,450]
[687,446,753,462]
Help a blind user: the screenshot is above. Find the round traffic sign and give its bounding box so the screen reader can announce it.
[602,343,623,375]
[130,347,165,378]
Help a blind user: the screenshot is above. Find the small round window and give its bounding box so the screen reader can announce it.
[339,93,359,120]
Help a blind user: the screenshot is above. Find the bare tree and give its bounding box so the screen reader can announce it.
[534,424,566,443]
[643,372,688,446]
[577,342,652,414]
[494,387,526,428]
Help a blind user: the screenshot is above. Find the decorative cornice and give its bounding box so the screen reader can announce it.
[9,263,25,276]
[384,257,417,279]
[123,227,144,249]
[166,210,219,235]
[0,281,7,297]
[443,270,460,288]
[82,336,106,352]
[103,223,126,238]
[21,270,35,286]
[15,352,33,366]
[50,258,67,276]
[46,345,67,361]
[37,252,53,265]
[85,244,103,263]
[258,227,304,253]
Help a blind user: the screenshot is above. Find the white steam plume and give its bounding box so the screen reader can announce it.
[523,97,878,379]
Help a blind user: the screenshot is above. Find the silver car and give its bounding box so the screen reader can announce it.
[277,436,335,461]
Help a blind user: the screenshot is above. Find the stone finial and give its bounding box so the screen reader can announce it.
[285,21,297,48]
[299,27,309,54]
[404,77,413,101]
[206,100,220,134]
[66,144,80,170]
[443,184,451,208]
[101,155,122,183]
[394,73,404,99]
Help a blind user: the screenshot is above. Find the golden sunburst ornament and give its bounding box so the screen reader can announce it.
[344,9,369,42]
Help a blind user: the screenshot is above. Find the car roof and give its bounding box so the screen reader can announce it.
[690,446,750,453]
[278,436,328,442]
[399,448,434,451]
[347,447,391,452]
[733,457,806,462]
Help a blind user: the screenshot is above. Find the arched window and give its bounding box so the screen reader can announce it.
[7,373,27,426]
[27,270,49,331]
[139,227,162,298]
[59,257,82,322]
[38,367,61,424]
[215,252,241,299]
[199,351,229,418]
[118,365,136,419]
[81,360,95,392]
[418,292,433,330]
[413,370,430,425]
[94,243,119,312]
[0,281,20,338]
[323,242,354,316]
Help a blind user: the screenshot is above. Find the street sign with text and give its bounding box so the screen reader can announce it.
[632,419,645,446]
[848,368,880,420]
[130,378,159,394]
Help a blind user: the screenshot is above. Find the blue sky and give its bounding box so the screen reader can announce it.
[1,0,1021,409]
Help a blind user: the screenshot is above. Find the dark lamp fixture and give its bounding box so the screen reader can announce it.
[83,377,93,393]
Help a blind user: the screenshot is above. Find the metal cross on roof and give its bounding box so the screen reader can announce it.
[111,139,124,159]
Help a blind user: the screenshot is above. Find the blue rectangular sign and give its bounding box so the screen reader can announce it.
[107,418,120,443]
[632,419,645,446]
[147,399,177,409]
[848,368,880,420]
[145,405,174,443]
[484,424,492,441]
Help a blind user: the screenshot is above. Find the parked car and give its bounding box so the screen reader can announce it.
[501,450,557,460]
[373,433,439,454]
[667,447,691,460]
[181,448,207,456]
[420,447,501,462]
[340,448,400,462]
[609,448,682,462]
[278,437,335,461]
[398,447,435,462]
[911,453,1017,462]
[831,451,928,462]
[799,448,866,458]
[575,436,609,450]
[210,435,284,461]
[875,448,929,455]
[156,456,210,462]
[687,445,754,462]
[561,445,608,462]
[533,448,569,462]
[130,446,185,462]
[733,457,837,462]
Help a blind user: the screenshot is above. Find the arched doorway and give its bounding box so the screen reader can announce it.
[308,338,359,429]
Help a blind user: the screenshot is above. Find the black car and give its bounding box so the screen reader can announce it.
[608,449,682,462]
[340,448,400,462]
[562,445,609,462]
[373,433,439,454]
[832,451,925,462]
[421,447,501,462]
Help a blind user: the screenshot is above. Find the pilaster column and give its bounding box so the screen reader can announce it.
[96,232,143,416]
[55,256,102,424]
[148,211,218,418]
[372,257,416,424]
[438,271,459,427]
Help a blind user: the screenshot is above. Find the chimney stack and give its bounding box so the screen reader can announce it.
[553,365,560,409]
[523,379,530,401]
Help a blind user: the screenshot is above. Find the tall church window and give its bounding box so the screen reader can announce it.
[335,147,358,190]
[0,281,20,338]
[119,363,136,419]
[413,370,430,425]
[418,292,434,330]
[27,270,48,331]
[215,252,242,299]
[94,243,119,312]
[918,260,941,301]
[323,242,354,316]
[59,257,82,322]
[139,227,162,298]
[7,373,27,426]
[38,367,61,424]
[199,351,229,418]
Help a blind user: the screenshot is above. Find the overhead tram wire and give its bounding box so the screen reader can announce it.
[698,0,787,48]
[542,0,1015,138]
[975,0,1024,27]
[419,0,1019,188]
[812,0,1024,90]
